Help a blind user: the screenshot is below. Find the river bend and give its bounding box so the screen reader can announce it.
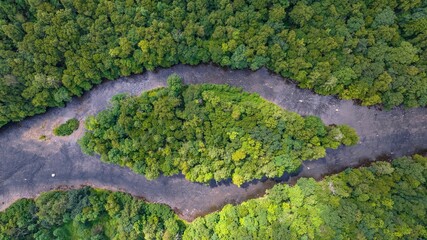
[1,65,426,221]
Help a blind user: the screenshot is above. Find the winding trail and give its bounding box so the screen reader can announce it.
[1,64,426,221]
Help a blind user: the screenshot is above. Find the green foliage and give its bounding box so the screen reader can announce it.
[184,155,427,239]
[1,0,427,127]
[53,118,79,136]
[79,75,357,185]
[0,188,185,240]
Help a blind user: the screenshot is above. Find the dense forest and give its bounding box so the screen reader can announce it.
[2,155,425,239]
[0,188,185,240]
[184,155,427,239]
[78,75,358,185]
[1,0,426,127]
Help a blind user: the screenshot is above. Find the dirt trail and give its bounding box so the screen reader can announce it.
[1,64,426,221]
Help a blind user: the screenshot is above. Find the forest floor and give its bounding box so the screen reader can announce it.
[1,64,426,221]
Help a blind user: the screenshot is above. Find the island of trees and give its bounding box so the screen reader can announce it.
[2,155,425,239]
[78,75,358,185]
[1,0,426,127]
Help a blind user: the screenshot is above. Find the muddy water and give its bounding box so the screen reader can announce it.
[1,64,426,221]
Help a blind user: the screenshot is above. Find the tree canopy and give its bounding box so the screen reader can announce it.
[0,188,185,240]
[184,155,427,239]
[78,75,358,185]
[1,0,427,127]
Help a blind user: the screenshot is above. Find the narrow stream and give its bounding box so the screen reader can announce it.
[1,64,426,221]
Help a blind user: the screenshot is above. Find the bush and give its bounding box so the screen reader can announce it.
[53,118,79,136]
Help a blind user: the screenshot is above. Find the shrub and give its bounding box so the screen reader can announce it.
[53,118,79,136]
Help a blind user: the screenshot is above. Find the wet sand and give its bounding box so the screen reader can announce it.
[1,64,426,221]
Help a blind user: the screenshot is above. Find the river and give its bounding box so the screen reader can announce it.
[1,64,426,221]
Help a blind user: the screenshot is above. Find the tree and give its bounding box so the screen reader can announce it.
[53,118,79,136]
